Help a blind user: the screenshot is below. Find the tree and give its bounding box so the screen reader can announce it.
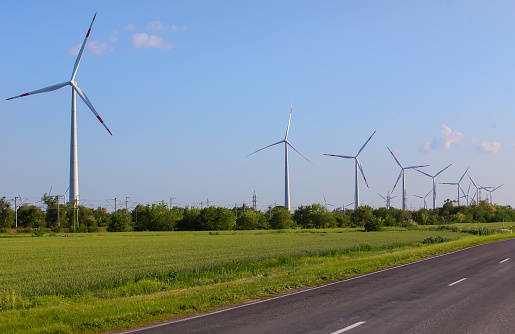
[236,210,268,230]
[108,210,133,232]
[0,197,14,229]
[350,206,373,227]
[17,205,45,228]
[293,204,335,229]
[198,207,234,230]
[133,203,181,231]
[270,206,294,229]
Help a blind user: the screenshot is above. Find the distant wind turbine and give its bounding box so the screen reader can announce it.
[247,100,311,211]
[323,194,336,210]
[483,184,504,204]
[388,147,429,210]
[413,189,432,209]
[324,131,376,210]
[6,13,112,210]
[416,163,452,210]
[440,167,469,206]
[468,176,480,204]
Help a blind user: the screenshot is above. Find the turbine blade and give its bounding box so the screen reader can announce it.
[284,99,293,140]
[415,169,432,178]
[247,140,283,157]
[492,184,504,192]
[287,142,313,165]
[435,163,452,177]
[323,154,355,159]
[405,164,429,169]
[468,175,477,188]
[356,130,376,157]
[392,170,402,192]
[378,193,386,200]
[440,182,458,185]
[71,13,97,81]
[387,147,403,168]
[6,81,69,100]
[425,189,432,197]
[71,83,112,135]
[357,159,369,188]
[458,167,469,183]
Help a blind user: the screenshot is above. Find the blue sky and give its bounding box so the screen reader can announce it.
[1,1,514,211]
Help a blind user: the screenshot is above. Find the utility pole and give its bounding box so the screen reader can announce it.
[15,196,18,228]
[253,191,257,211]
[125,197,130,215]
[243,200,246,213]
[114,198,117,216]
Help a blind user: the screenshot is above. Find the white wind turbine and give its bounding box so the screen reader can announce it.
[388,147,429,210]
[440,167,469,206]
[247,100,311,211]
[7,13,111,209]
[416,164,452,210]
[483,184,504,204]
[324,131,376,210]
[413,189,432,209]
[468,176,480,204]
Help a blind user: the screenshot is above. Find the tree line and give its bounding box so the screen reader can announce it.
[0,194,513,233]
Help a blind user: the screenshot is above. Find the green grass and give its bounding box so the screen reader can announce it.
[0,228,513,333]
[0,228,466,298]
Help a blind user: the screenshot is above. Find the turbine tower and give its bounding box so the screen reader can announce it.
[388,147,428,210]
[247,100,311,211]
[378,191,397,209]
[416,164,452,210]
[324,131,376,210]
[440,167,469,206]
[6,13,112,210]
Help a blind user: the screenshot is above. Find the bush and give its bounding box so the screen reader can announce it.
[364,216,383,232]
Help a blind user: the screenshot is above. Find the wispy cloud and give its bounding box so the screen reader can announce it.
[420,124,464,152]
[477,141,502,154]
[132,33,173,50]
[148,21,187,32]
[68,34,118,56]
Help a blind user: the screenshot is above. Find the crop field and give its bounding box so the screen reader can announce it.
[1,228,466,298]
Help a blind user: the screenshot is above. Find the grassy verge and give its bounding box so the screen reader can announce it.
[0,233,513,333]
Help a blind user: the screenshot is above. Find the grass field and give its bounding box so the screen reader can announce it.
[0,226,512,333]
[0,228,466,298]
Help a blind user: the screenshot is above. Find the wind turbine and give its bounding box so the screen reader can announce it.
[323,194,336,210]
[483,184,504,204]
[388,147,429,210]
[468,176,480,204]
[413,189,432,209]
[6,13,111,211]
[247,100,311,211]
[440,167,469,206]
[324,131,376,210]
[416,163,452,210]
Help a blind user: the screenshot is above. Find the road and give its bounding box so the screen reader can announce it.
[124,239,515,334]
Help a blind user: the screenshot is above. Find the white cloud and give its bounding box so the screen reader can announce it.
[477,141,502,154]
[148,21,187,32]
[68,35,118,56]
[420,124,464,152]
[124,23,135,31]
[132,33,173,50]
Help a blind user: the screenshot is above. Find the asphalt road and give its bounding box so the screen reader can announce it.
[124,239,515,334]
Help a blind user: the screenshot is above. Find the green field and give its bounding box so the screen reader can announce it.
[1,228,468,298]
[0,227,512,333]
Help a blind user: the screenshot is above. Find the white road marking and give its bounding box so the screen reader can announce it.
[499,258,510,263]
[330,321,366,334]
[448,278,467,286]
